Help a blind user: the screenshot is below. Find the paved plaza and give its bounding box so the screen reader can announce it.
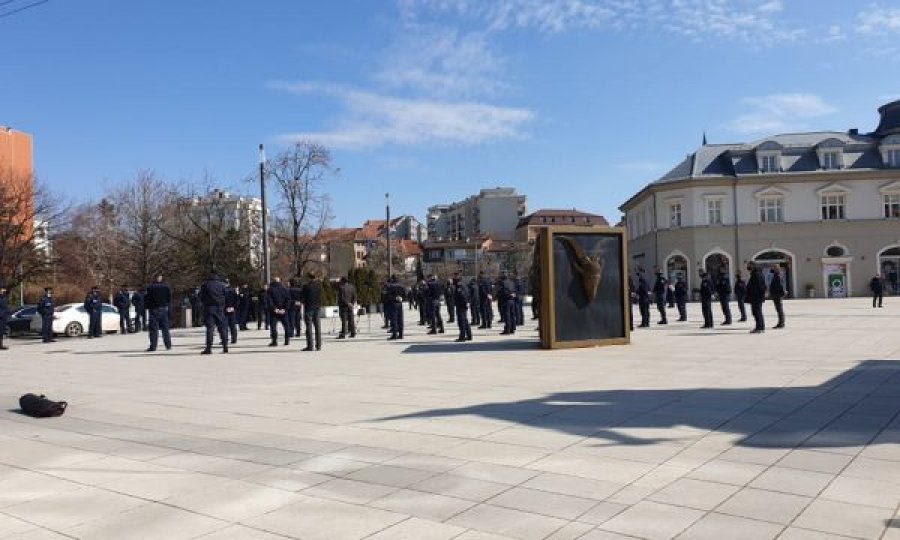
[1,300,900,539]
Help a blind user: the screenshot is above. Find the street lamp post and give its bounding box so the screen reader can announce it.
[385,193,392,279]
[259,144,271,285]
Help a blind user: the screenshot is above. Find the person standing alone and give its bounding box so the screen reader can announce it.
[746,263,767,334]
[267,277,291,347]
[146,275,172,351]
[871,273,884,308]
[303,272,323,351]
[674,277,688,322]
[716,271,732,326]
[733,272,747,322]
[200,272,228,355]
[770,266,786,329]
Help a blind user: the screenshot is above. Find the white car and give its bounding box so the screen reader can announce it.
[30,303,122,337]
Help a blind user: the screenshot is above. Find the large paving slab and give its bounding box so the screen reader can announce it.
[0,298,899,539]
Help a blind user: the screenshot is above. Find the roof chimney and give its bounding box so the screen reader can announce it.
[875,100,900,137]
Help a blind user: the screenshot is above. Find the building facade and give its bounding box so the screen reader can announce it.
[515,209,609,242]
[189,189,264,265]
[427,187,527,241]
[0,126,34,237]
[621,100,900,298]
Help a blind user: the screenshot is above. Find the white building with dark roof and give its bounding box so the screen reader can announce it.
[620,100,900,298]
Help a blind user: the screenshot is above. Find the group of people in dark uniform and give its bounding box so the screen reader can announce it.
[632,261,787,333]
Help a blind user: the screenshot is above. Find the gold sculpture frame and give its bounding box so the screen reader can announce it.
[539,226,630,349]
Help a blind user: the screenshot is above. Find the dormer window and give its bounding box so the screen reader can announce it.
[880,134,900,168]
[760,155,779,173]
[822,151,841,169]
[816,138,845,170]
[755,141,783,173]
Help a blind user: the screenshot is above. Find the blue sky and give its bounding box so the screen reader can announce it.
[2,0,900,227]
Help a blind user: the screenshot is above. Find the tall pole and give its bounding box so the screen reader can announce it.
[259,144,271,285]
[385,193,392,279]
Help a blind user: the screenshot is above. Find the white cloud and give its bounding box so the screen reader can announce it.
[268,81,534,149]
[857,5,900,34]
[401,0,805,44]
[727,93,838,134]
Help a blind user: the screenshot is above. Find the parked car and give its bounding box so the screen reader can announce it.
[29,303,121,337]
[4,305,37,336]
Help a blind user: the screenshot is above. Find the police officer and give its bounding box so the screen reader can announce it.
[870,273,884,308]
[498,271,517,335]
[444,279,455,323]
[238,283,251,330]
[131,288,146,332]
[257,284,270,331]
[733,272,747,322]
[303,271,323,351]
[453,274,472,342]
[267,277,291,347]
[382,282,394,336]
[387,275,406,340]
[114,285,132,334]
[224,282,240,344]
[746,262,767,334]
[652,270,668,325]
[146,275,172,351]
[37,287,55,343]
[200,272,229,355]
[289,279,304,338]
[770,266,786,329]
[84,285,104,338]
[674,277,688,322]
[0,281,9,350]
[416,280,427,326]
[190,287,203,327]
[636,271,651,328]
[468,278,481,328]
[716,271,733,326]
[478,272,494,329]
[337,276,357,339]
[426,275,444,334]
[699,270,714,329]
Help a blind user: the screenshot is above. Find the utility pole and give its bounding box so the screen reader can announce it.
[259,144,271,285]
[385,193,392,279]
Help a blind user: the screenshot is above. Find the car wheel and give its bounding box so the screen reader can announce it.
[65,322,83,338]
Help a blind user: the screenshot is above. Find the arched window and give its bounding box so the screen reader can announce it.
[825,245,846,257]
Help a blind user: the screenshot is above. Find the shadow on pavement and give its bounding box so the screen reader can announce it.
[375,360,900,449]
[402,340,540,354]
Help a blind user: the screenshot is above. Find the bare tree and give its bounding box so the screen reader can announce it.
[267,141,335,276]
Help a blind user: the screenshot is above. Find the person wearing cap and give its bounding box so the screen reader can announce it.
[37,287,55,343]
[0,281,9,350]
[84,285,104,338]
[114,284,132,334]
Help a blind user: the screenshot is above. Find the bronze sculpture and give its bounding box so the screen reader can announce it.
[557,235,604,302]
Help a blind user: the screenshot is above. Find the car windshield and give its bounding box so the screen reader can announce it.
[16,307,36,316]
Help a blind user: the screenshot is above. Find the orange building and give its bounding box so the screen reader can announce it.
[0,126,34,236]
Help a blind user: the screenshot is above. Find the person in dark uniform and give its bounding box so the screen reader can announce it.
[131,288,146,332]
[871,273,884,308]
[478,272,494,329]
[257,284,270,330]
[699,270,714,329]
[200,272,228,354]
[453,274,472,342]
[190,287,203,327]
[114,285,132,334]
[652,270,668,325]
[674,277,688,322]
[770,266,786,329]
[746,262,767,334]
[426,275,444,334]
[267,277,291,347]
[387,275,406,340]
[337,277,357,339]
[468,278,481,327]
[289,279,304,338]
[303,272,323,351]
[636,272,650,328]
[382,282,394,336]
[733,272,747,322]
[238,283,251,330]
[37,287,55,343]
[146,275,172,351]
[444,279,455,323]
[0,282,9,350]
[84,285,104,338]
[416,280,427,326]
[224,282,240,344]
[515,276,526,326]
[716,271,732,326]
[496,275,507,325]
[498,271,517,335]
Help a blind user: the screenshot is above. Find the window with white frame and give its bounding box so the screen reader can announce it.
[885,193,900,218]
[820,193,845,220]
[758,197,784,223]
[669,203,682,228]
[706,199,722,225]
[887,149,900,168]
[760,155,779,173]
[822,151,841,169]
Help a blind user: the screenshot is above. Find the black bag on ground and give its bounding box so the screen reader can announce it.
[19,393,67,417]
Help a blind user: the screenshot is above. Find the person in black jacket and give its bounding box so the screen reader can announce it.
[674,277,688,322]
[716,272,732,326]
[257,284,270,330]
[238,284,251,330]
[478,273,494,329]
[871,273,884,308]
[444,279,455,323]
[733,272,747,322]
[745,262,767,333]
[200,272,228,354]
[303,272,323,351]
[0,282,9,350]
[652,271,668,325]
[636,271,651,328]
[770,266,786,329]
[426,275,444,335]
[146,275,172,350]
[224,282,240,345]
[699,271,714,329]
[289,279,304,338]
[84,285,104,338]
[189,287,203,328]
[267,277,291,347]
[515,276,526,326]
[131,288,146,332]
[498,272,517,335]
[114,285,132,334]
[453,274,472,342]
[337,277,357,339]
[468,279,481,327]
[37,287,56,343]
[387,275,406,340]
